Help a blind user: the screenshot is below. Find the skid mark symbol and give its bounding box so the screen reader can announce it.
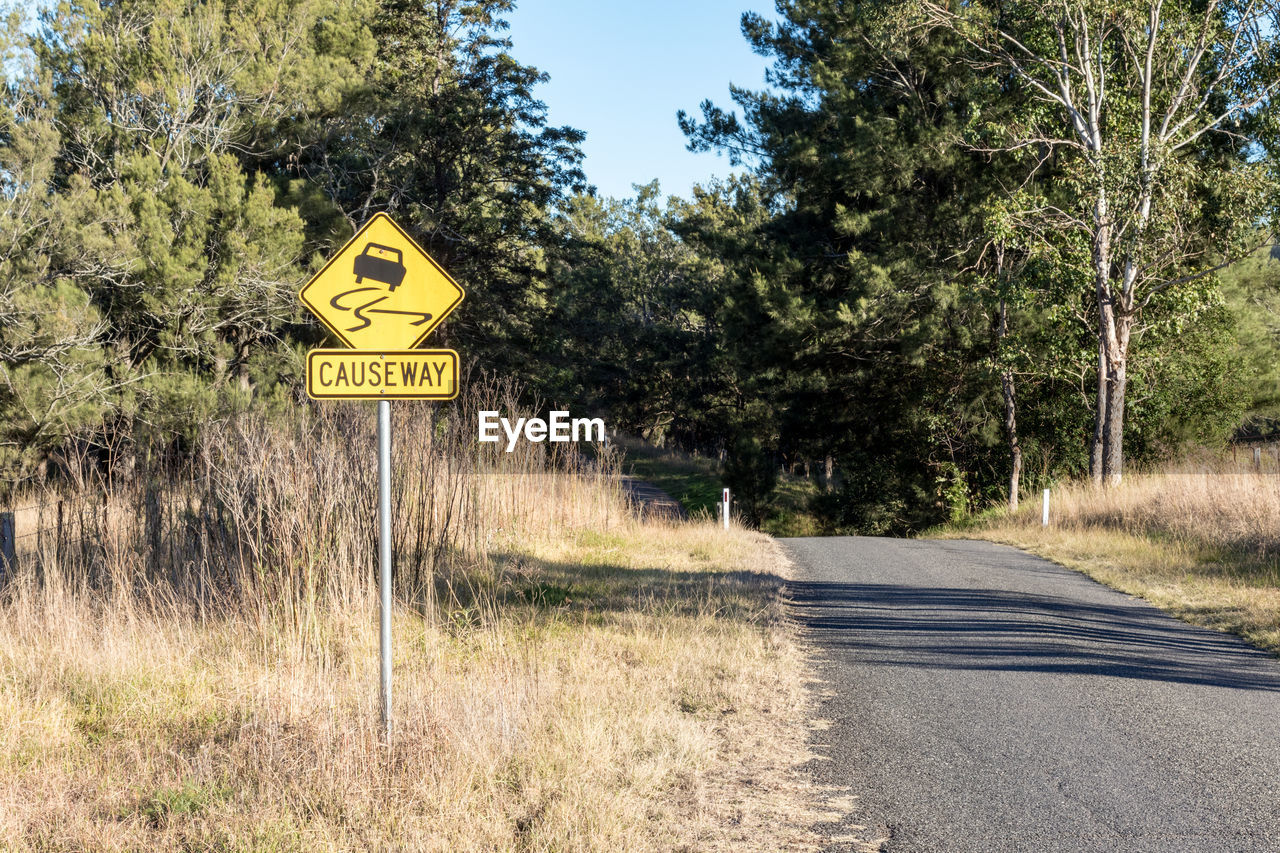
[330,288,385,332]
[329,287,434,333]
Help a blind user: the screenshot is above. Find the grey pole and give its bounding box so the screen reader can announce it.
[378,399,393,744]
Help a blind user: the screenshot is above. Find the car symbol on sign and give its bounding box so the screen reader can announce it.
[353,243,407,291]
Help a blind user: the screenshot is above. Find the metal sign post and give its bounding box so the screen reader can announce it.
[378,399,393,742]
[296,211,466,747]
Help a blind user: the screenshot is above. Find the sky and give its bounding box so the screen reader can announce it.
[10,0,777,201]
[505,0,777,200]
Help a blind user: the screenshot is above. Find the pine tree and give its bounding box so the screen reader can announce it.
[680,1,1012,530]
[0,0,369,478]
[300,0,587,377]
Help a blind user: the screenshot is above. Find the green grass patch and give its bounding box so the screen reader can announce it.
[616,435,824,535]
[137,780,235,827]
[518,582,574,608]
[617,437,723,517]
[761,477,823,537]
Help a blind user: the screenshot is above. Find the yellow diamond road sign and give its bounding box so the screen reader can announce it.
[299,212,464,350]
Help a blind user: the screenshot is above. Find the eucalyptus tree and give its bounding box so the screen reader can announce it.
[919,0,1280,485]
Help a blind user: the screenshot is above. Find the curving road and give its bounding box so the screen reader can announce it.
[784,537,1280,853]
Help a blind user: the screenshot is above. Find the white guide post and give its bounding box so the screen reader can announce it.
[378,400,393,744]
[1041,488,1050,527]
[722,487,730,530]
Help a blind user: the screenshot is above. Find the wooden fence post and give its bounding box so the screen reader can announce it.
[55,500,64,569]
[0,511,14,586]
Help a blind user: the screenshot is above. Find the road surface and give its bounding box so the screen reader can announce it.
[784,537,1280,853]
[620,475,686,520]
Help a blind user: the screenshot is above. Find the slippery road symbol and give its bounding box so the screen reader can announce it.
[297,213,463,350]
[326,242,432,331]
[329,287,433,333]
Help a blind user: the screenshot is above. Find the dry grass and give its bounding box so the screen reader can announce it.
[0,390,824,851]
[940,464,1280,654]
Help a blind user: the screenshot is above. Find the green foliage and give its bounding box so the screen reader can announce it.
[618,437,724,518]
[1221,248,1280,422]
[677,0,1020,531]
[138,780,234,826]
[934,462,970,526]
[0,0,582,486]
[722,435,778,527]
[930,0,1280,483]
[0,280,110,476]
[0,0,1273,529]
[664,0,1267,529]
[299,0,587,377]
[0,0,374,481]
[543,180,758,449]
[1124,302,1246,456]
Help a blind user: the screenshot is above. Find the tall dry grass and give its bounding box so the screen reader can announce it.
[0,381,824,851]
[2,378,622,615]
[948,460,1280,654]
[1032,466,1280,560]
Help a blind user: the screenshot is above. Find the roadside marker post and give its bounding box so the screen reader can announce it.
[1042,488,1050,527]
[722,488,730,530]
[298,212,464,746]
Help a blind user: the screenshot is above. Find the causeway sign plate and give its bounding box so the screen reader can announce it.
[306,349,458,400]
[299,213,464,350]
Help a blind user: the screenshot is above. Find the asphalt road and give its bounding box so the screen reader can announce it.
[783,537,1280,853]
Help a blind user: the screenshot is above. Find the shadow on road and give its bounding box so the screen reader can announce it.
[788,579,1280,692]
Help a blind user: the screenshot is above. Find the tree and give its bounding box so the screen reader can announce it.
[0,43,112,483]
[723,434,778,526]
[919,0,1280,485]
[680,0,1027,531]
[0,0,369,479]
[546,183,707,441]
[299,0,587,379]
[1221,247,1280,425]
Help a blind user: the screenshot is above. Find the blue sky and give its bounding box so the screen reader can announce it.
[505,0,777,200]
